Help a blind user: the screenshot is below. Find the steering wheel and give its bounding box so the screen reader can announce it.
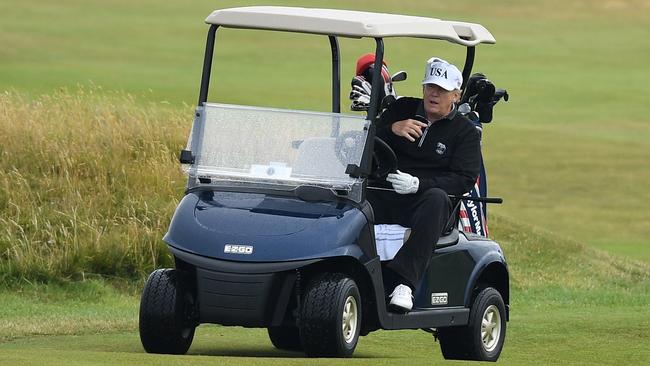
[370,136,398,180]
[334,132,397,180]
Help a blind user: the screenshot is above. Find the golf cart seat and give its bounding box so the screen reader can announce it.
[375,224,459,261]
[373,191,499,261]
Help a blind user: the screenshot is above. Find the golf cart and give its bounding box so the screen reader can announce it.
[139,6,509,361]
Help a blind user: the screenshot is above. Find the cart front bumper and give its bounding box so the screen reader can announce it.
[170,245,319,327]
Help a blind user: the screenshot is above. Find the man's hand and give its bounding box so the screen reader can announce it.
[391,119,428,142]
[387,170,419,194]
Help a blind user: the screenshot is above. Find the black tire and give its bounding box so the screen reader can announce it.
[299,273,362,358]
[438,287,506,361]
[139,268,196,354]
[268,326,303,351]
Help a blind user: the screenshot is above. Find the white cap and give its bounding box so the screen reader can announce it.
[421,57,463,91]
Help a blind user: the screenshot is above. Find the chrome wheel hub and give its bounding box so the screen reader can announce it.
[481,304,501,352]
[342,295,358,344]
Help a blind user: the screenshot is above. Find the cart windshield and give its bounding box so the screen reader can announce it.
[185,103,368,199]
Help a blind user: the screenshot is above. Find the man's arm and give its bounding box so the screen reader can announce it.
[375,97,422,141]
[390,119,427,142]
[418,127,481,195]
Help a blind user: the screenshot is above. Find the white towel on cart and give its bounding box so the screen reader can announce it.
[374,224,411,261]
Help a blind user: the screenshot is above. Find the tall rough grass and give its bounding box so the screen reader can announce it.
[0,89,190,284]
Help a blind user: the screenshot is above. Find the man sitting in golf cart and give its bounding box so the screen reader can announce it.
[367,57,481,312]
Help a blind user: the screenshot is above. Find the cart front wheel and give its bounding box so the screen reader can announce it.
[139,268,196,354]
[299,273,361,357]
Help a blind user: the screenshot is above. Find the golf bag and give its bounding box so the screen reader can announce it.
[458,73,509,236]
[349,53,398,112]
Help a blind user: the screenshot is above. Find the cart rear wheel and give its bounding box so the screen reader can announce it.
[268,326,302,351]
[437,287,506,361]
[139,268,196,354]
[299,273,361,357]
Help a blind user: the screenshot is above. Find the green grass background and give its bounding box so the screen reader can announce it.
[2,0,648,260]
[1,0,650,364]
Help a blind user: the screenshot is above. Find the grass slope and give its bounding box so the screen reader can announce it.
[1,0,649,260]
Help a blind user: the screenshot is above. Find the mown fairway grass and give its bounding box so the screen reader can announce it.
[1,305,648,366]
[1,215,649,365]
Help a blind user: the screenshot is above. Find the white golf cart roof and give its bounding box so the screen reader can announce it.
[206,6,495,47]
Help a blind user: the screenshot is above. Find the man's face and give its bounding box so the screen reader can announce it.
[422,83,458,120]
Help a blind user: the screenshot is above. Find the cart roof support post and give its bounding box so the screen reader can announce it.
[329,36,341,114]
[367,38,385,122]
[198,25,218,106]
[461,46,475,91]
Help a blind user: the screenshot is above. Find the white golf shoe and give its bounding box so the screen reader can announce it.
[388,284,413,312]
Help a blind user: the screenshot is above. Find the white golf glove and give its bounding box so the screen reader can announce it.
[386,170,419,194]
